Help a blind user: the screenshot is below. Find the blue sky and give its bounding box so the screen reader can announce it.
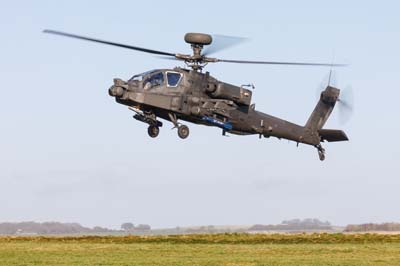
[1,1,399,228]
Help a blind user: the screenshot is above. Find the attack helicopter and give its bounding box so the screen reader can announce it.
[43,30,350,161]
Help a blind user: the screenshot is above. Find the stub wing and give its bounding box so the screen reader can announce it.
[318,129,349,142]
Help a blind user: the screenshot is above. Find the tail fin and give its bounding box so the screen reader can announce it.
[305,84,348,161]
[305,86,340,132]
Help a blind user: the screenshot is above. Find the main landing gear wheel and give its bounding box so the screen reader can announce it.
[147,125,160,138]
[177,125,189,139]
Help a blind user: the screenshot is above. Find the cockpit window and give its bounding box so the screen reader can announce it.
[143,72,164,89]
[167,72,182,87]
[129,70,157,81]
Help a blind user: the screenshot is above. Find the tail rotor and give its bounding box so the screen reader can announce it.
[337,85,354,124]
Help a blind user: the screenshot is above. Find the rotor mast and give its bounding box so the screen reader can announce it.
[183,33,213,71]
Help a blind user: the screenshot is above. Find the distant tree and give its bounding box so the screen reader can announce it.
[282,219,301,225]
[135,224,151,231]
[121,223,134,231]
[207,225,215,232]
[93,226,111,233]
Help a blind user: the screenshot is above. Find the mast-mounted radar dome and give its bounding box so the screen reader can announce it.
[184,33,213,46]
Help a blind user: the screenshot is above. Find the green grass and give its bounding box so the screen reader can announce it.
[1,234,400,266]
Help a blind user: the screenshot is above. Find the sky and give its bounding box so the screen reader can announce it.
[1,1,399,229]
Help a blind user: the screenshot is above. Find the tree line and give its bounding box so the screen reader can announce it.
[249,218,332,231]
[0,222,114,235]
[344,223,400,232]
[120,223,151,232]
[0,221,152,235]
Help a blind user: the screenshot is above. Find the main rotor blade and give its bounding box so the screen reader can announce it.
[216,58,347,67]
[203,34,248,56]
[43,30,176,57]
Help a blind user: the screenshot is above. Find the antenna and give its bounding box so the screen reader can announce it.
[327,50,335,86]
[328,69,333,86]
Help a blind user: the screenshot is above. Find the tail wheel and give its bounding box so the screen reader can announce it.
[177,125,189,139]
[318,150,325,161]
[316,144,326,161]
[147,125,160,138]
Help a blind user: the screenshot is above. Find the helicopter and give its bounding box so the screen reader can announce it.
[43,30,350,161]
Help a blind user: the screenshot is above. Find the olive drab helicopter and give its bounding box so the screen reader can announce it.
[43,30,352,161]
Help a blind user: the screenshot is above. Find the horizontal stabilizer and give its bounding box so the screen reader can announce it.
[318,129,349,142]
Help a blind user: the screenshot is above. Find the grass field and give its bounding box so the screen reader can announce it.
[1,233,400,266]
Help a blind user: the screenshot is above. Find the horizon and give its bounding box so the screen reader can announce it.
[1,218,398,230]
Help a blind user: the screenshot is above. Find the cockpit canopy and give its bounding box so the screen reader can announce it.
[129,70,158,81]
[129,69,183,88]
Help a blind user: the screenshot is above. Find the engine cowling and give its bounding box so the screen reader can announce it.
[207,82,252,106]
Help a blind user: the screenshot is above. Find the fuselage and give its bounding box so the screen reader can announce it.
[109,67,319,145]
